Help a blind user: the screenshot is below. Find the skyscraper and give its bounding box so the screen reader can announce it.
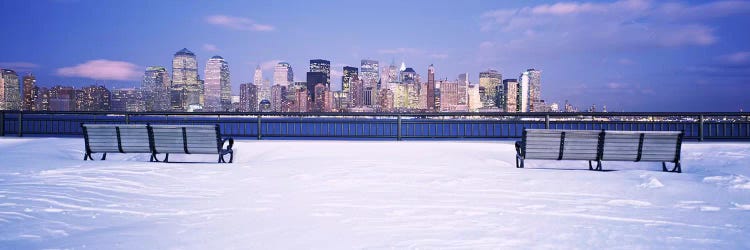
[22,73,36,111]
[350,77,364,108]
[427,64,436,111]
[239,83,258,112]
[502,79,518,112]
[457,73,469,107]
[270,84,285,112]
[479,69,502,108]
[171,48,200,111]
[306,71,327,103]
[204,56,231,111]
[309,59,331,89]
[458,73,469,86]
[273,62,293,86]
[360,59,379,89]
[142,66,171,111]
[254,65,263,87]
[518,72,530,112]
[342,66,358,94]
[0,69,21,110]
[467,85,481,112]
[525,69,542,112]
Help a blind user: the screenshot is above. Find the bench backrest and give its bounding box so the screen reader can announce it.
[82,124,151,153]
[150,124,221,154]
[523,129,601,160]
[602,131,683,162]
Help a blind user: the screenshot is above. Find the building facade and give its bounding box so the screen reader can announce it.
[479,69,502,109]
[239,83,258,112]
[342,66,358,94]
[142,66,171,111]
[309,59,330,89]
[525,68,542,112]
[171,48,201,111]
[204,56,230,111]
[360,59,379,89]
[273,62,293,87]
[22,73,36,111]
[503,79,518,112]
[0,69,21,110]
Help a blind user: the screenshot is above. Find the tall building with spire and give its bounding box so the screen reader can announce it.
[273,62,293,87]
[254,65,263,87]
[142,66,171,111]
[22,73,36,111]
[204,56,230,111]
[427,64,436,111]
[171,48,200,111]
[309,59,331,89]
[0,69,21,110]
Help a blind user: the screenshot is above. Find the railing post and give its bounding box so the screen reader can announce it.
[545,114,550,129]
[397,115,402,141]
[125,113,130,124]
[257,115,262,140]
[0,111,4,136]
[699,114,704,141]
[18,112,23,137]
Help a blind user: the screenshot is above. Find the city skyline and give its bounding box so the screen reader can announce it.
[1,0,749,111]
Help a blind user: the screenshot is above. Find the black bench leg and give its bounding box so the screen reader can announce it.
[591,160,602,171]
[100,153,107,161]
[150,153,161,162]
[84,152,93,161]
[163,153,169,163]
[662,162,682,173]
[516,155,524,168]
[665,161,682,173]
[673,162,682,173]
[218,151,233,163]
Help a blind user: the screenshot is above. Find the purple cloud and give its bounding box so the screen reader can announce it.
[56,60,140,81]
[478,0,747,55]
[0,62,39,70]
[717,51,750,65]
[206,15,274,31]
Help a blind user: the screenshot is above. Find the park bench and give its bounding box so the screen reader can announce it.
[515,129,684,172]
[149,124,234,163]
[81,124,233,163]
[81,124,158,161]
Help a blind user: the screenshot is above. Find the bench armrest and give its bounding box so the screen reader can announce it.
[515,141,524,156]
[221,137,234,151]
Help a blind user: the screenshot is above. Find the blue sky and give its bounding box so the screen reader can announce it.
[1,0,748,111]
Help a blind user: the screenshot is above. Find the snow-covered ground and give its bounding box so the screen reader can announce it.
[0,138,749,249]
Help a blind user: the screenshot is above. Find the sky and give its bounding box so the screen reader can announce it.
[0,0,749,111]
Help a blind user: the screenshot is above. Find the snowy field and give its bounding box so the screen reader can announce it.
[0,138,749,249]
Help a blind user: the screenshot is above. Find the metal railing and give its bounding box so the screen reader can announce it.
[1,111,749,141]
